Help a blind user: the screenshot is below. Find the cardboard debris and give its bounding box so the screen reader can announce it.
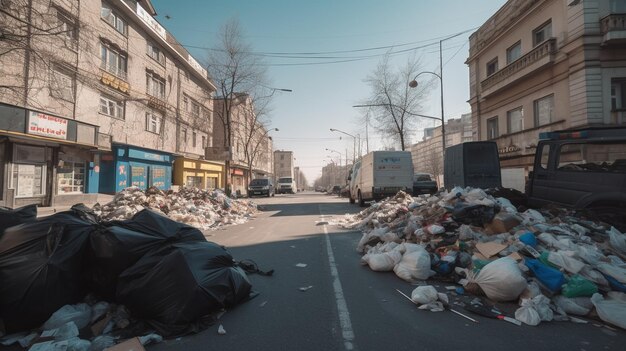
[105,337,145,351]
[476,242,507,259]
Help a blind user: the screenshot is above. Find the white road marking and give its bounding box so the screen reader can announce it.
[320,212,355,351]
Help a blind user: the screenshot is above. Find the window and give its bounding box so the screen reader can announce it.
[10,145,47,198]
[486,58,498,76]
[506,41,522,64]
[202,135,207,148]
[101,2,127,35]
[610,0,626,12]
[50,65,75,102]
[192,132,196,147]
[486,117,499,140]
[56,8,77,47]
[100,42,127,79]
[145,111,162,134]
[182,128,187,142]
[534,94,554,127]
[146,71,165,99]
[533,20,552,47]
[507,107,524,133]
[99,95,124,119]
[183,95,189,112]
[557,143,626,172]
[203,109,211,122]
[191,101,200,117]
[611,79,626,111]
[540,144,550,170]
[57,160,84,194]
[147,42,165,65]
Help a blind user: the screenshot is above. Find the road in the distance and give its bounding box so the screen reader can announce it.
[149,191,626,351]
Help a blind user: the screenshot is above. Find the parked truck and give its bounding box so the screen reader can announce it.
[348,151,413,207]
[443,141,502,189]
[526,127,626,229]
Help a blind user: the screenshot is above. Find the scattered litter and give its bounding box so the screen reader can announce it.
[295,263,308,268]
[217,325,227,335]
[334,187,626,330]
[299,286,314,292]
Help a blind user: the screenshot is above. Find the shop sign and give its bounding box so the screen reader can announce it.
[128,149,168,162]
[136,4,167,40]
[100,71,130,94]
[499,145,521,154]
[232,168,244,176]
[28,111,68,139]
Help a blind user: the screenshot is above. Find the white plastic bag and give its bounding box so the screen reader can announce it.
[515,300,541,326]
[363,251,402,271]
[468,257,527,302]
[411,286,439,305]
[532,295,554,322]
[553,295,593,316]
[609,227,626,255]
[597,263,626,284]
[591,292,626,329]
[393,247,433,282]
[43,304,92,330]
[547,251,586,274]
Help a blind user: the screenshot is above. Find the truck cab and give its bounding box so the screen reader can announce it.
[276,177,296,194]
[527,128,626,228]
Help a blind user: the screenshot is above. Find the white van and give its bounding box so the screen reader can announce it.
[348,151,413,206]
[276,177,296,194]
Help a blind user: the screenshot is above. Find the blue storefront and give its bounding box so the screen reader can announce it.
[97,144,173,194]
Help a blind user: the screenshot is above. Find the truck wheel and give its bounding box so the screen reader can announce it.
[349,192,355,204]
[358,190,365,207]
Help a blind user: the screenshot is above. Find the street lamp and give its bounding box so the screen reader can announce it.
[329,128,360,163]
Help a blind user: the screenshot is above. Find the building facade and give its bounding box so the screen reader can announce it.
[466,0,626,173]
[273,150,294,181]
[212,94,275,196]
[0,0,218,207]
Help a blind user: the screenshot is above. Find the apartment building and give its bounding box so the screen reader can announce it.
[466,0,626,172]
[0,0,218,208]
[212,94,275,196]
[273,150,294,181]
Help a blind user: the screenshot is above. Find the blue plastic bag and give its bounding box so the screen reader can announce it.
[525,258,566,293]
[519,232,538,248]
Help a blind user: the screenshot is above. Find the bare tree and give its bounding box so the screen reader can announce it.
[423,145,443,187]
[362,53,433,151]
[207,18,268,195]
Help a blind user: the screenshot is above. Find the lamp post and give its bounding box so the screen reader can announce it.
[329,128,359,163]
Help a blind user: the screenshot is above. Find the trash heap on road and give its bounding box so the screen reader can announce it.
[335,188,626,329]
[93,186,257,229]
[0,204,262,350]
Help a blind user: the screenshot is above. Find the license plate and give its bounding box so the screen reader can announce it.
[254,191,261,194]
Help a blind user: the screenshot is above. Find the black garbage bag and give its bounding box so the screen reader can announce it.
[84,209,206,299]
[0,207,95,333]
[0,204,37,234]
[451,202,498,226]
[116,241,252,337]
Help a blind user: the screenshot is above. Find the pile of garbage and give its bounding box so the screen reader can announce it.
[93,187,257,229]
[336,188,626,329]
[0,204,259,350]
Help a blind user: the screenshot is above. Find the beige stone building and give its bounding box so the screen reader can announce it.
[466,0,626,172]
[212,94,275,196]
[0,0,217,207]
[274,150,294,180]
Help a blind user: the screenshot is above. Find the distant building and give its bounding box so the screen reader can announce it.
[274,150,294,181]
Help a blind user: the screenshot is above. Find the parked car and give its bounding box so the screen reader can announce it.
[247,178,274,197]
[340,185,350,198]
[276,177,296,194]
[315,186,325,192]
[412,173,438,196]
[330,185,341,195]
[526,127,626,230]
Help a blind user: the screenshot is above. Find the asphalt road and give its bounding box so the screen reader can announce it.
[149,192,626,351]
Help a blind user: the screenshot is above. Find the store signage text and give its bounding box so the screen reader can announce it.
[28,112,68,139]
[498,145,521,154]
[101,71,130,94]
[136,5,167,40]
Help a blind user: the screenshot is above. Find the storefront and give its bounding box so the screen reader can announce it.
[97,144,173,194]
[173,157,224,190]
[0,104,99,208]
[231,167,246,196]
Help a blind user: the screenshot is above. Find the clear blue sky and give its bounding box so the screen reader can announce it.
[151,0,507,184]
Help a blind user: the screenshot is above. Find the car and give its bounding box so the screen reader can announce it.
[330,185,341,195]
[412,173,438,196]
[315,186,325,192]
[247,178,275,197]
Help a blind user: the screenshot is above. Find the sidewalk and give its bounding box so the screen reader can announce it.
[36,194,114,218]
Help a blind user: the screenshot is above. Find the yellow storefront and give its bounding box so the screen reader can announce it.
[173,157,225,190]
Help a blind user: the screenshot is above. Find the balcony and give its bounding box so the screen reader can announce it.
[147,95,167,112]
[601,14,626,45]
[480,38,556,97]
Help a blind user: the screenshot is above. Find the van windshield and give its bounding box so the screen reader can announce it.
[278,177,292,183]
[250,179,269,186]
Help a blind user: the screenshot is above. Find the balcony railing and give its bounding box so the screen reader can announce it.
[601,14,626,35]
[481,38,556,91]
